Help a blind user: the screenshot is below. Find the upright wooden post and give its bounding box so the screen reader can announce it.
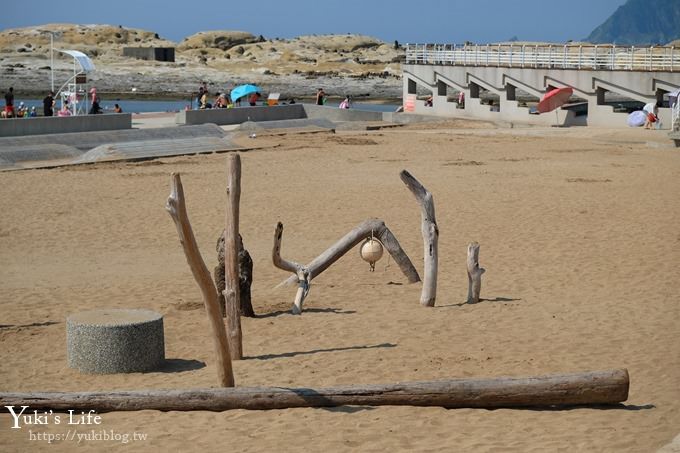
[224,154,243,360]
[466,242,485,304]
[400,170,438,307]
[166,173,234,387]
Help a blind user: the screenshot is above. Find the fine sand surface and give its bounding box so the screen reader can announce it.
[0,122,679,451]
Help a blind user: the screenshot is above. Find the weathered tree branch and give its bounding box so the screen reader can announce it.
[0,369,629,412]
[400,170,438,307]
[223,154,243,360]
[272,222,310,314]
[279,218,421,287]
[165,173,234,387]
[466,242,485,304]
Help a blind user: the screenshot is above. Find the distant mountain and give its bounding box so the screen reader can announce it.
[586,0,680,45]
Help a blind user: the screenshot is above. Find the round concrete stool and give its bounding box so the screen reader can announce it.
[67,309,165,374]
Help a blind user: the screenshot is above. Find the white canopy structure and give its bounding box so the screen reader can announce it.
[59,50,96,73]
[55,50,96,116]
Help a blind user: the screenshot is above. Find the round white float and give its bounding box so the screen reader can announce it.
[360,238,384,265]
[67,309,165,374]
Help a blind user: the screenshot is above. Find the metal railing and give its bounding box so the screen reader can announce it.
[673,98,680,131]
[405,44,679,72]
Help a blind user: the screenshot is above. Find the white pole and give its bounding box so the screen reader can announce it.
[50,33,54,92]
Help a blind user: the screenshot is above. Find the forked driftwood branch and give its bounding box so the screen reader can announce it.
[400,170,438,307]
[274,219,420,314]
[0,369,629,412]
[280,219,420,287]
[165,173,234,387]
[223,154,243,360]
[466,242,485,304]
[272,222,310,315]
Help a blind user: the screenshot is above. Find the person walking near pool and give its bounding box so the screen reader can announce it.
[43,91,55,116]
[316,88,326,105]
[4,87,15,118]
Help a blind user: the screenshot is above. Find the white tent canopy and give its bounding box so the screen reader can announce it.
[53,50,96,116]
[57,50,96,73]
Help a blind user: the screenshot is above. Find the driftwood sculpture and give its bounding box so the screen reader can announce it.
[165,173,234,387]
[274,219,420,314]
[223,154,243,360]
[215,233,254,317]
[466,242,485,304]
[0,369,629,412]
[400,170,439,307]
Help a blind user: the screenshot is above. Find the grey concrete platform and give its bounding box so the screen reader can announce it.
[75,136,239,163]
[237,117,337,131]
[0,144,84,170]
[0,124,245,170]
[67,308,165,374]
[0,123,226,151]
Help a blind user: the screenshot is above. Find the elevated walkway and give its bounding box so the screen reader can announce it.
[404,44,680,129]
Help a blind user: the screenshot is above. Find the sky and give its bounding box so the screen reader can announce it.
[4,0,628,44]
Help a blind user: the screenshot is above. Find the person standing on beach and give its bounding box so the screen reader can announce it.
[4,87,15,118]
[43,91,55,116]
[316,88,326,105]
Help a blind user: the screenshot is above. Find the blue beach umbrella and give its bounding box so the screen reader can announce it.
[230,84,261,102]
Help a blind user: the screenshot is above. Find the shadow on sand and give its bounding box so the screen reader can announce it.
[0,321,60,330]
[155,358,206,373]
[488,403,655,412]
[437,297,522,308]
[256,307,356,318]
[247,342,397,360]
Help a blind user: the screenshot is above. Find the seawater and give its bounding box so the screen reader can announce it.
[15,99,400,115]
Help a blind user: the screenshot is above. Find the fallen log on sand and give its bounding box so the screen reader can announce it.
[0,369,628,412]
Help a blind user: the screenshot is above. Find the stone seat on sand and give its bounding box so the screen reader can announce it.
[67,308,165,374]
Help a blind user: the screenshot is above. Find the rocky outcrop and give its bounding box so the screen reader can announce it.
[0,24,403,99]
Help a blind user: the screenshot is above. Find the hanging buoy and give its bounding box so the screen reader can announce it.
[360,238,384,271]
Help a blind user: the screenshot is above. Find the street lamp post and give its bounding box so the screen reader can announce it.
[50,32,54,92]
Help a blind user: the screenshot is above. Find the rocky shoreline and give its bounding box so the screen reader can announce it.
[1,24,405,102]
[5,68,403,102]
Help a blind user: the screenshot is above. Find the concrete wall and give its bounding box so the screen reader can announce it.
[123,47,175,62]
[302,104,383,122]
[0,114,132,137]
[176,104,306,125]
[404,63,680,128]
[175,104,387,125]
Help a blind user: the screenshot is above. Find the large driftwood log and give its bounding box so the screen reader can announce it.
[215,233,254,317]
[280,218,421,287]
[400,170,439,307]
[0,369,629,412]
[224,154,243,360]
[165,173,234,387]
[466,242,485,304]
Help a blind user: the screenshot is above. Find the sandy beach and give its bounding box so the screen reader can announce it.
[0,121,679,451]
